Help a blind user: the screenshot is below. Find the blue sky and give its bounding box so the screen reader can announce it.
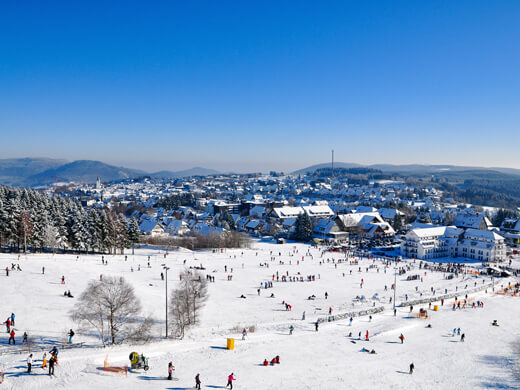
[1,1,519,172]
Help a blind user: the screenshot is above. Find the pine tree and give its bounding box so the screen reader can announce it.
[293,212,313,242]
[127,217,140,255]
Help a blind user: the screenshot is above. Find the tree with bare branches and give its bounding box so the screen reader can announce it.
[169,270,209,339]
[70,276,151,345]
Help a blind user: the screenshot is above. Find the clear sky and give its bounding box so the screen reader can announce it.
[1,1,519,173]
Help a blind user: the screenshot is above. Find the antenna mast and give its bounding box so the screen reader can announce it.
[331,149,334,180]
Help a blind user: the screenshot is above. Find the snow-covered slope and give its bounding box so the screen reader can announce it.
[0,242,519,389]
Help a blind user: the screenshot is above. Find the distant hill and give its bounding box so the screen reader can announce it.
[0,158,68,185]
[0,158,220,186]
[294,162,520,177]
[292,162,363,174]
[151,167,220,178]
[26,160,147,185]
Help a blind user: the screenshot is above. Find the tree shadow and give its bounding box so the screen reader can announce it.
[477,354,519,389]
[210,346,227,350]
[206,386,226,389]
[385,341,400,344]
[396,370,410,375]
[137,375,167,381]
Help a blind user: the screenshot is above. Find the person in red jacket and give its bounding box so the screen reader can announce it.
[8,330,15,344]
[275,355,280,364]
[226,373,236,389]
[399,333,405,344]
[263,359,269,366]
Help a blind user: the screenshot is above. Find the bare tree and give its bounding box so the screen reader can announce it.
[70,276,147,345]
[169,270,209,339]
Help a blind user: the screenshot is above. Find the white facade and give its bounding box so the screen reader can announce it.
[401,226,506,262]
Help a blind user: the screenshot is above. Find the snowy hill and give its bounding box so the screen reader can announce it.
[0,242,519,389]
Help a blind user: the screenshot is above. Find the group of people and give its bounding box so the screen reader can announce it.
[262,355,280,366]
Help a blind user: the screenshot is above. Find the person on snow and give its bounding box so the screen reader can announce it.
[263,359,269,366]
[48,354,56,376]
[409,362,415,374]
[289,325,294,335]
[492,320,499,326]
[8,330,15,344]
[42,352,48,369]
[61,275,65,284]
[27,354,33,373]
[365,330,369,341]
[242,328,247,340]
[460,333,465,342]
[68,329,75,344]
[167,361,174,380]
[10,313,15,327]
[49,346,58,360]
[226,373,236,389]
[399,333,404,344]
[22,331,28,343]
[275,355,280,364]
[302,311,306,321]
[315,322,319,332]
[4,318,10,333]
[195,373,201,389]
[270,357,277,365]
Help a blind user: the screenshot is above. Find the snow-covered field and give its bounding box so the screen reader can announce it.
[1,241,519,389]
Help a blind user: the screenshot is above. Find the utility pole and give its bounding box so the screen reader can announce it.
[162,264,170,338]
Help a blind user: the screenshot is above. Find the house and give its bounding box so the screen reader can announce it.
[401,226,505,262]
[312,219,348,243]
[454,212,493,230]
[271,207,304,220]
[377,208,405,221]
[139,219,166,236]
[336,212,394,238]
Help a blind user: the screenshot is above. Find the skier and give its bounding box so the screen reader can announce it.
[365,330,369,341]
[68,329,75,344]
[22,331,28,343]
[195,373,201,389]
[289,325,294,335]
[349,317,353,326]
[302,311,306,320]
[460,333,465,342]
[315,322,319,332]
[409,362,415,374]
[325,292,328,299]
[4,318,10,333]
[399,333,404,344]
[27,353,33,373]
[8,330,15,344]
[42,352,48,368]
[226,373,236,389]
[61,275,65,284]
[242,328,247,340]
[10,313,15,327]
[167,361,174,380]
[42,266,45,275]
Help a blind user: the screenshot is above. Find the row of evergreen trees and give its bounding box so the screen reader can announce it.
[0,186,140,253]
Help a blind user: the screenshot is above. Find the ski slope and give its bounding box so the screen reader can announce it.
[0,241,519,389]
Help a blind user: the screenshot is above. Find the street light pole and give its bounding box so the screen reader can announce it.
[393,267,397,311]
[162,264,170,338]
